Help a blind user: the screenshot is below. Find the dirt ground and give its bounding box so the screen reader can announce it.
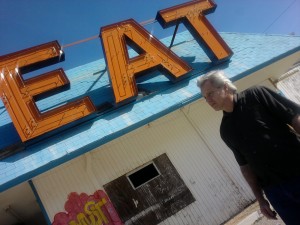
[223,201,285,225]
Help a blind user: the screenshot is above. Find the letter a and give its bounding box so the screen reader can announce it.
[100,19,192,103]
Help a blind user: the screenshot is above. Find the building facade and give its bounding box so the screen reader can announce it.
[1,24,300,225]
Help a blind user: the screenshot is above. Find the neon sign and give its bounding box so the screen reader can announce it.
[0,0,232,142]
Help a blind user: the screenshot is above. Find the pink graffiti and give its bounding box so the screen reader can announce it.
[52,190,123,225]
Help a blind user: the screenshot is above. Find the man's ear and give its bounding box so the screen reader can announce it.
[224,83,229,92]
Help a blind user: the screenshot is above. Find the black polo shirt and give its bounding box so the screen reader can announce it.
[220,86,300,188]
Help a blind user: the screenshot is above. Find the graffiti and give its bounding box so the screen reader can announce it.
[52,190,123,225]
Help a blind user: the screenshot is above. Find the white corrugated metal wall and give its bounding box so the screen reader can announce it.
[33,98,254,225]
[276,65,300,104]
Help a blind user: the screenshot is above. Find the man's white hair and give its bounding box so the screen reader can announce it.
[196,70,237,93]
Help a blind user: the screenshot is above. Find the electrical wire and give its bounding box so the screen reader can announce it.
[62,18,157,49]
[63,35,98,48]
[263,0,297,33]
[64,0,297,48]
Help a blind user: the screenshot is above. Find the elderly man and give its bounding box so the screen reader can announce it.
[197,70,300,225]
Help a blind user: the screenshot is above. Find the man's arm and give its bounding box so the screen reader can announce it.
[292,114,300,134]
[240,165,277,219]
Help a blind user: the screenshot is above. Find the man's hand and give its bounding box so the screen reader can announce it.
[258,198,277,220]
[240,165,277,220]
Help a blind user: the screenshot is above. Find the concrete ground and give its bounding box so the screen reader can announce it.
[223,202,285,225]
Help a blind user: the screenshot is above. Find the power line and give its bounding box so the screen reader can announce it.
[263,0,297,33]
[63,35,98,48]
[62,18,157,49]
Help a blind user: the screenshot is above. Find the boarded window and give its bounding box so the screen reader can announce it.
[103,153,195,225]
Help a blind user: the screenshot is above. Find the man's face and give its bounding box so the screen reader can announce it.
[201,80,226,111]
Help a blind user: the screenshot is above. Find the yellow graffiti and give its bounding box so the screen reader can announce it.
[69,198,108,225]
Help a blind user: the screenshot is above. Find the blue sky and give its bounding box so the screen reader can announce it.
[0,0,299,71]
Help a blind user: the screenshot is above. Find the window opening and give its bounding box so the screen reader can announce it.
[127,162,160,189]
